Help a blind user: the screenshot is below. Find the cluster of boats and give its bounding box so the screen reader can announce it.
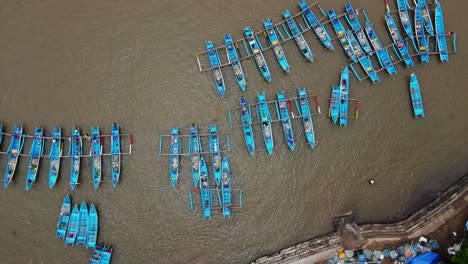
[329,67,353,127]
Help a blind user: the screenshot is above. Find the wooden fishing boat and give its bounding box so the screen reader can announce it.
[243,26,271,82]
[55,194,71,239]
[417,0,434,35]
[297,88,316,148]
[396,0,415,42]
[206,40,226,97]
[199,156,212,220]
[4,124,24,188]
[275,91,295,151]
[86,204,98,249]
[224,34,247,91]
[328,9,357,62]
[91,127,102,189]
[209,124,222,186]
[347,29,380,83]
[0,124,3,146]
[76,201,89,245]
[100,245,113,264]
[299,0,334,50]
[339,67,350,127]
[49,127,62,189]
[263,18,290,73]
[344,3,372,54]
[69,128,82,191]
[89,245,104,264]
[330,85,340,124]
[434,1,448,62]
[221,156,231,218]
[111,123,121,188]
[414,5,430,63]
[364,21,397,75]
[283,9,314,62]
[239,96,255,156]
[25,127,44,190]
[169,126,180,188]
[65,204,79,246]
[257,92,274,155]
[385,12,415,67]
[189,124,201,187]
[409,73,425,117]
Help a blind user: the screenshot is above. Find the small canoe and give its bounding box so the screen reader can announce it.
[199,156,212,220]
[65,204,79,246]
[415,5,430,63]
[410,73,425,118]
[330,85,340,124]
[25,127,44,191]
[111,123,121,188]
[206,40,226,97]
[76,201,88,245]
[344,3,372,54]
[55,194,71,239]
[364,21,397,75]
[417,0,435,35]
[49,127,62,189]
[221,156,231,218]
[224,34,246,91]
[434,1,448,63]
[263,17,290,73]
[276,91,295,151]
[339,67,350,127]
[189,124,201,187]
[239,97,255,156]
[299,0,333,50]
[385,12,415,67]
[89,245,104,264]
[91,127,102,189]
[283,9,314,62]
[346,29,380,83]
[243,26,271,82]
[100,245,113,264]
[396,0,415,42]
[4,124,24,188]
[209,124,222,186]
[257,92,274,155]
[86,204,98,249]
[169,126,180,188]
[70,128,82,191]
[297,88,315,148]
[328,9,357,62]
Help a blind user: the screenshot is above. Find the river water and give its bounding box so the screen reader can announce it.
[0,0,466,263]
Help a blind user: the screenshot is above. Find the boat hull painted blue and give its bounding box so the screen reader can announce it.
[297,88,316,148]
[339,67,350,127]
[221,156,231,218]
[4,124,24,188]
[328,9,357,62]
[410,73,425,117]
[364,21,397,75]
[330,85,340,124]
[189,124,201,187]
[239,97,255,156]
[91,127,102,189]
[111,123,121,188]
[396,0,415,42]
[206,40,226,97]
[263,18,290,73]
[346,30,379,83]
[299,0,334,50]
[199,157,212,220]
[70,128,82,190]
[284,9,314,62]
[415,6,430,63]
[76,201,88,245]
[209,124,222,186]
[86,204,98,249]
[276,91,295,151]
[344,3,372,55]
[49,127,62,189]
[435,3,449,62]
[26,127,44,190]
[385,13,415,67]
[56,195,71,239]
[169,127,180,187]
[244,26,271,82]
[257,92,274,155]
[224,34,247,91]
[65,204,79,245]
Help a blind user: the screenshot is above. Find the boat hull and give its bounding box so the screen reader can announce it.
[276,91,295,151]
[299,0,334,50]
[284,9,314,62]
[56,195,71,239]
[330,85,340,124]
[70,128,82,191]
[111,123,121,188]
[263,18,290,73]
[239,97,255,156]
[339,67,350,127]
[364,21,397,75]
[244,26,271,82]
[328,9,357,62]
[169,127,180,187]
[297,88,316,148]
[76,201,88,245]
[26,127,44,190]
[206,40,226,97]
[65,204,79,245]
[199,157,212,220]
[49,127,62,189]
[435,3,449,62]
[221,156,231,218]
[4,124,23,188]
[410,73,425,117]
[385,13,415,67]
[209,124,222,186]
[415,6,430,63]
[86,204,98,249]
[224,34,247,91]
[189,124,201,188]
[91,127,102,189]
[257,92,274,155]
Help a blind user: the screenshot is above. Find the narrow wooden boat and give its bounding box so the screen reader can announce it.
[4,124,24,188]
[339,67,350,127]
[206,40,226,97]
[224,34,247,91]
[76,201,88,245]
[409,73,425,118]
[65,204,79,246]
[91,127,102,189]
[330,85,340,124]
[297,88,315,148]
[111,123,121,188]
[86,204,98,249]
[299,0,334,50]
[396,0,415,42]
[69,128,82,190]
[243,26,271,82]
[199,156,212,220]
[257,92,274,155]
[189,124,201,187]
[263,18,290,73]
[364,21,397,75]
[328,9,357,62]
[283,9,314,62]
[221,156,231,218]
[209,124,222,186]
[169,126,180,188]
[344,3,372,54]
[434,1,448,62]
[414,6,430,63]
[347,29,380,83]
[55,194,71,239]
[275,91,295,151]
[89,245,104,264]
[100,245,113,264]
[417,0,434,35]
[49,127,62,189]
[25,127,44,190]
[385,13,415,67]
[239,97,255,156]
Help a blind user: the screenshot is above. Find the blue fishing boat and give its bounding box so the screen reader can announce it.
[296,88,316,148]
[275,91,295,151]
[0,124,3,146]
[283,9,314,62]
[111,123,121,188]
[89,245,104,264]
[299,0,334,50]
[221,156,231,218]
[49,127,62,189]
[206,40,225,97]
[224,34,246,91]
[91,127,102,189]
[417,0,434,35]
[169,127,180,188]
[396,0,415,42]
[4,124,24,188]
[76,201,88,245]
[100,246,113,264]
[344,3,372,55]
[189,124,201,187]
[385,13,415,67]
[239,96,255,156]
[330,85,340,124]
[243,26,271,82]
[339,67,350,127]
[69,128,82,190]
[257,92,274,155]
[55,194,71,239]
[328,9,357,62]
[434,1,448,62]
[410,73,425,118]
[86,204,98,249]
[347,29,380,83]
[364,21,397,75]
[209,124,222,186]
[65,204,79,246]
[263,18,290,73]
[415,6,430,63]
[199,156,212,220]
[25,127,44,191]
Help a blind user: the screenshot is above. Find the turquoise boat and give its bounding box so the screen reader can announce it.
[76,201,88,245]
[417,0,434,35]
[263,17,290,73]
[89,245,104,264]
[25,127,44,191]
[328,9,357,62]
[100,245,113,264]
[206,40,225,97]
[257,92,274,156]
[275,91,295,151]
[239,97,255,156]
[189,124,201,187]
[330,85,340,124]
[111,123,121,188]
[169,126,180,188]
[55,194,71,239]
[396,0,415,42]
[347,29,380,83]
[244,26,271,82]
[91,127,102,189]
[364,21,397,75]
[410,73,425,118]
[283,9,314,62]
[221,156,231,218]
[415,6,430,63]
[224,34,246,91]
[339,67,350,127]
[86,204,98,249]
[199,156,212,220]
[299,0,334,50]
[69,128,82,190]
[49,127,62,189]
[65,204,79,246]
[344,3,372,55]
[434,1,448,62]
[296,88,315,148]
[0,124,3,146]
[385,13,415,67]
[209,124,221,186]
[4,124,24,188]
